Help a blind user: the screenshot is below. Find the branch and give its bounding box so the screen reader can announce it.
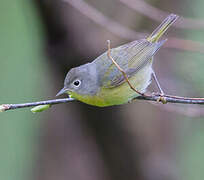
[107,40,144,96]
[0,94,204,113]
[135,94,204,105]
[119,0,204,30]
[62,0,143,40]
[0,98,75,112]
[62,0,204,53]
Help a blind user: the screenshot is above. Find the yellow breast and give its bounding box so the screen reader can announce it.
[69,65,152,107]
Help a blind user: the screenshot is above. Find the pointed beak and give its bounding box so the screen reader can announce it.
[56,87,68,97]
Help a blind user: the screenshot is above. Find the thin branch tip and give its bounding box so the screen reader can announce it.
[0,98,75,112]
[0,104,10,112]
[107,40,149,96]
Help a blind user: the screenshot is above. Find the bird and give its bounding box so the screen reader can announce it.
[56,14,178,107]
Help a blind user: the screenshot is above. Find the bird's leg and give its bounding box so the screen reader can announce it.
[152,70,167,104]
[107,40,146,97]
[152,70,164,95]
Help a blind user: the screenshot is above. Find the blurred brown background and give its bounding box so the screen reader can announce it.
[0,0,204,180]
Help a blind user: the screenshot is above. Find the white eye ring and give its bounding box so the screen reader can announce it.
[73,79,81,87]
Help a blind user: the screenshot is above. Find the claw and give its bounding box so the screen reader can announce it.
[156,94,167,104]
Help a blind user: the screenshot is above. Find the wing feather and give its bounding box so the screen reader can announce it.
[94,39,166,88]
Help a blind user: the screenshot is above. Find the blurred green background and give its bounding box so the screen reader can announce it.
[0,0,47,180]
[0,0,204,180]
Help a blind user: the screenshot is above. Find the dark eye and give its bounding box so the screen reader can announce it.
[73,79,81,87]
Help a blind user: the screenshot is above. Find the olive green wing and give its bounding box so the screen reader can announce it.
[102,39,166,88]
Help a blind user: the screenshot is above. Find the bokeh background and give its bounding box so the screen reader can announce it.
[0,0,204,180]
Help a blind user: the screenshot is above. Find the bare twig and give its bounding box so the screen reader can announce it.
[119,0,204,30]
[62,0,143,40]
[63,0,204,53]
[0,98,75,112]
[1,94,204,113]
[135,94,204,104]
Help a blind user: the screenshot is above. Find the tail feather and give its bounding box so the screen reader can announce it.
[147,14,179,43]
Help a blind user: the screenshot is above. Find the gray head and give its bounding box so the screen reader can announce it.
[56,63,100,96]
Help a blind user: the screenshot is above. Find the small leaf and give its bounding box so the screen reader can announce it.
[31,104,51,113]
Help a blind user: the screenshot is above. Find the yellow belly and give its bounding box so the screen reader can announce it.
[69,65,152,107]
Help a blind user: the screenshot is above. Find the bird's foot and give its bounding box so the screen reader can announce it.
[152,92,167,104]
